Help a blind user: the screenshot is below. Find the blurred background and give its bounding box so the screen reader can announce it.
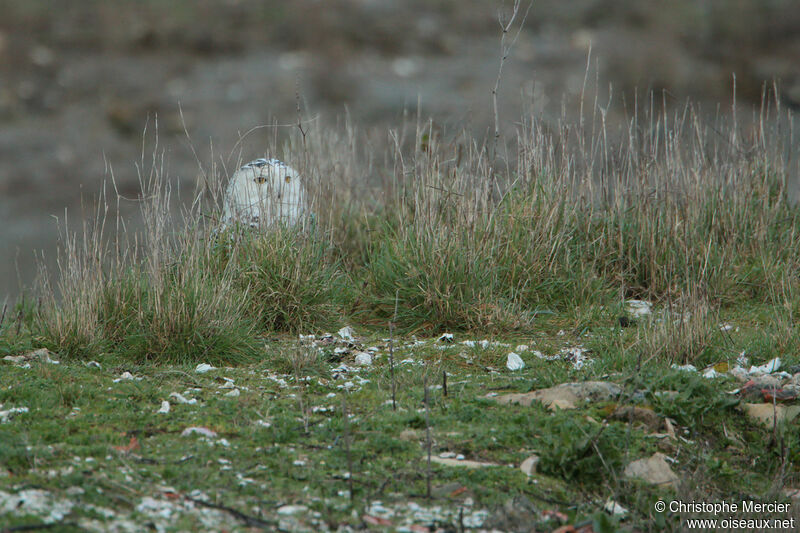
[1,0,799,301]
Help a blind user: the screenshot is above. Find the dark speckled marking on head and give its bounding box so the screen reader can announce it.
[241,158,289,171]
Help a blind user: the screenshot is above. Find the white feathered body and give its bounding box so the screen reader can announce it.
[222,158,307,228]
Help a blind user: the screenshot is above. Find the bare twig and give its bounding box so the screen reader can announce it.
[491,0,532,156]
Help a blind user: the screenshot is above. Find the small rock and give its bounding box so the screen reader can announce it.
[519,455,539,476]
[438,333,455,343]
[169,392,198,405]
[181,426,217,438]
[430,456,499,468]
[195,363,216,373]
[506,352,525,371]
[741,403,800,429]
[85,361,102,369]
[277,504,309,515]
[157,401,170,414]
[354,352,372,366]
[625,300,653,317]
[119,372,135,380]
[624,452,679,487]
[224,389,240,398]
[611,406,661,430]
[490,381,622,410]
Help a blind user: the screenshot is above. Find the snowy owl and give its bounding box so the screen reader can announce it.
[222,158,307,229]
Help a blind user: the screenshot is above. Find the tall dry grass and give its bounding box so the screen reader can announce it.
[20,90,800,364]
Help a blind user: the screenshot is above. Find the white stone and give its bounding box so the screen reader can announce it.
[506,352,525,371]
[169,392,198,405]
[625,299,653,317]
[354,352,372,366]
[157,401,170,414]
[181,426,217,438]
[195,363,216,373]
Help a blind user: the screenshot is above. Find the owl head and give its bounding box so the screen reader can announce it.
[222,158,307,228]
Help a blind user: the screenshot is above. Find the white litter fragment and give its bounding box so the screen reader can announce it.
[85,361,102,369]
[157,401,170,414]
[515,344,529,352]
[438,333,455,343]
[337,326,355,340]
[671,364,698,373]
[625,299,653,317]
[0,406,29,423]
[181,426,217,438]
[749,357,781,375]
[604,499,629,517]
[223,389,240,398]
[702,368,723,379]
[169,392,198,405]
[506,352,525,371]
[195,363,216,373]
[277,504,309,515]
[254,420,271,428]
[112,371,141,382]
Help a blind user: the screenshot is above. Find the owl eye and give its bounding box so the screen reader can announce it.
[254,176,267,184]
[284,175,292,183]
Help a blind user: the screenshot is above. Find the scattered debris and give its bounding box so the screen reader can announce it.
[157,401,170,414]
[337,326,355,341]
[438,333,455,343]
[0,406,28,423]
[489,381,622,410]
[3,348,60,366]
[0,489,74,523]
